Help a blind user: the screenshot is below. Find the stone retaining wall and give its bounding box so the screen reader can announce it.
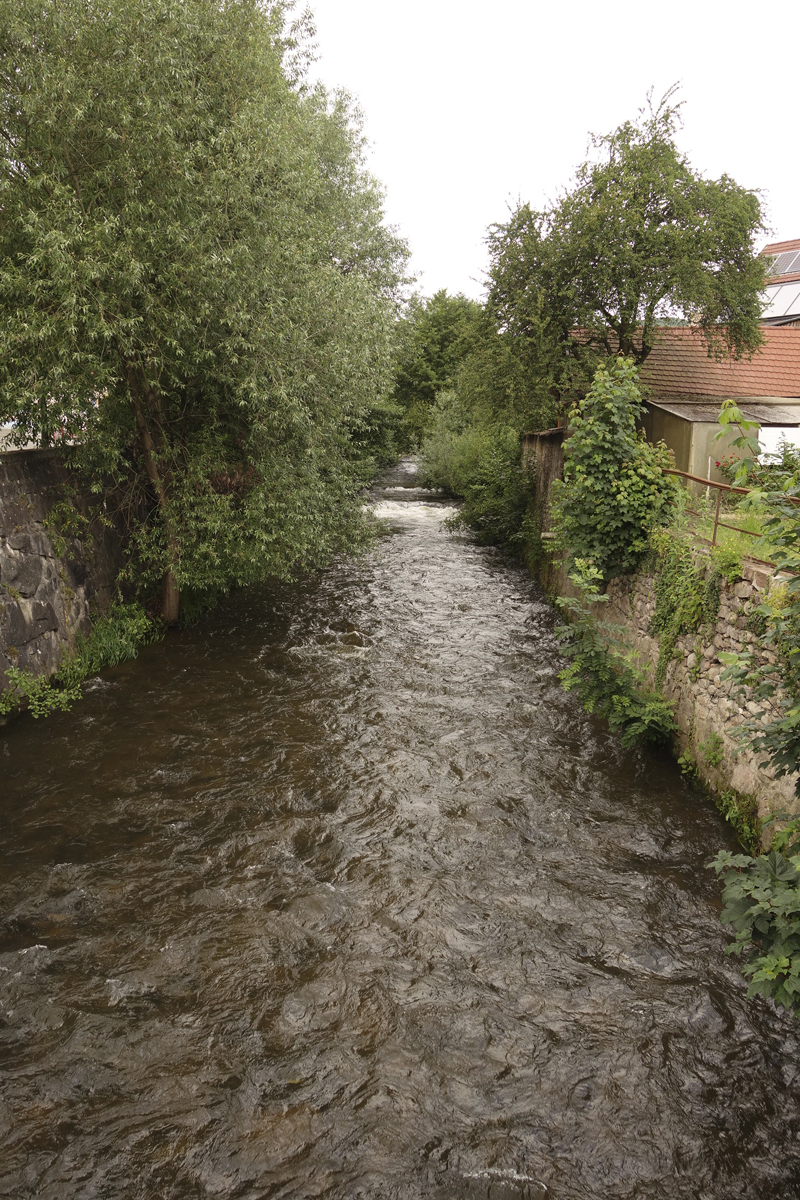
[524,428,800,820]
[602,560,799,818]
[0,450,132,697]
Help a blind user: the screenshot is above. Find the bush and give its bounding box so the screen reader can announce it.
[419,393,532,548]
[710,818,800,1014]
[551,358,676,579]
[0,602,162,719]
[556,559,677,748]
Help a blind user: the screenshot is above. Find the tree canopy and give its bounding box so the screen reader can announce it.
[0,0,408,620]
[391,290,481,442]
[486,90,768,369]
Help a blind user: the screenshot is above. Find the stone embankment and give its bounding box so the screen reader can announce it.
[603,561,798,818]
[0,449,129,696]
[523,425,799,820]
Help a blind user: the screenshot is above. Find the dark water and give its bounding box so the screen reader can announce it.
[1,460,799,1200]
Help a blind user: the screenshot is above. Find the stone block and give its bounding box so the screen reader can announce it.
[0,550,44,598]
[734,581,753,599]
[6,530,53,557]
[4,599,58,646]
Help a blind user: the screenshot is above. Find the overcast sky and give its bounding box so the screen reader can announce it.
[308,0,799,301]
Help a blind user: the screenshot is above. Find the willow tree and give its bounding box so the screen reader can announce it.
[486,90,768,369]
[0,0,407,621]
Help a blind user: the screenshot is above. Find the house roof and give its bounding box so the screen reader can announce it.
[640,326,800,400]
[762,238,800,256]
[761,238,800,285]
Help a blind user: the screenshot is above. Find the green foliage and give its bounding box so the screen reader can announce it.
[699,731,725,769]
[447,430,533,549]
[419,395,532,549]
[489,89,766,367]
[481,229,588,424]
[0,601,162,719]
[55,602,161,691]
[710,544,745,587]
[710,819,800,1014]
[712,405,800,795]
[454,307,563,435]
[42,499,90,558]
[649,529,729,685]
[715,789,761,855]
[556,559,677,748]
[0,667,79,718]
[392,291,482,444]
[416,390,475,493]
[550,359,676,579]
[0,0,409,621]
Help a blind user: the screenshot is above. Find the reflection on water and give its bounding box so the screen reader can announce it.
[1,458,799,1199]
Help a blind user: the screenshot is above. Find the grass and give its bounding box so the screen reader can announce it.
[686,492,782,564]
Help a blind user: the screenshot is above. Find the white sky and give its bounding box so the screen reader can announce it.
[308,0,799,301]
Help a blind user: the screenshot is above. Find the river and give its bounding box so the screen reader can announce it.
[1,460,799,1199]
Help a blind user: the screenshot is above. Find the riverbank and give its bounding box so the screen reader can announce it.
[0,448,132,702]
[524,428,800,835]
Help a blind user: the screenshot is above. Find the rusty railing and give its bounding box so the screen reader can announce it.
[663,467,800,556]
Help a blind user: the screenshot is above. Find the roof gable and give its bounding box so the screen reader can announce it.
[640,326,800,400]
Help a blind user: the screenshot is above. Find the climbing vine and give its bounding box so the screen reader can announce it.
[550,358,677,580]
[648,529,743,686]
[555,559,677,748]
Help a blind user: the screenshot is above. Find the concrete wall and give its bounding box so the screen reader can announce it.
[0,450,132,696]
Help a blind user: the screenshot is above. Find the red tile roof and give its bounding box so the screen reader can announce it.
[762,238,800,256]
[640,326,800,399]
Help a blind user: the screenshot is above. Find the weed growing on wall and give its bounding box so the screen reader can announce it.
[556,559,677,748]
[648,531,743,685]
[550,359,677,579]
[711,402,800,796]
[715,789,761,854]
[0,602,161,719]
[710,818,800,1014]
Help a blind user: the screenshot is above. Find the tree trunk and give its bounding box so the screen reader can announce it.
[161,565,180,625]
[127,369,180,624]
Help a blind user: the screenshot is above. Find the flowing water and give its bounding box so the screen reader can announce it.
[1,460,800,1200]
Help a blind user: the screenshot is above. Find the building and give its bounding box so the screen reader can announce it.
[761,237,800,327]
[639,325,800,482]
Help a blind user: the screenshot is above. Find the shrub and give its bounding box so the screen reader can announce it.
[550,358,676,579]
[0,601,161,719]
[710,818,800,1014]
[556,559,677,748]
[419,393,532,549]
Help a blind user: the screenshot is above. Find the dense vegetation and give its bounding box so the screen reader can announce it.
[550,359,676,579]
[0,0,408,625]
[407,92,766,555]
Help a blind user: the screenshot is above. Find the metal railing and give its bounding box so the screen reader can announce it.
[663,467,800,556]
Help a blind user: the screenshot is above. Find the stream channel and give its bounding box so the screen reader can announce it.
[2,460,800,1199]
